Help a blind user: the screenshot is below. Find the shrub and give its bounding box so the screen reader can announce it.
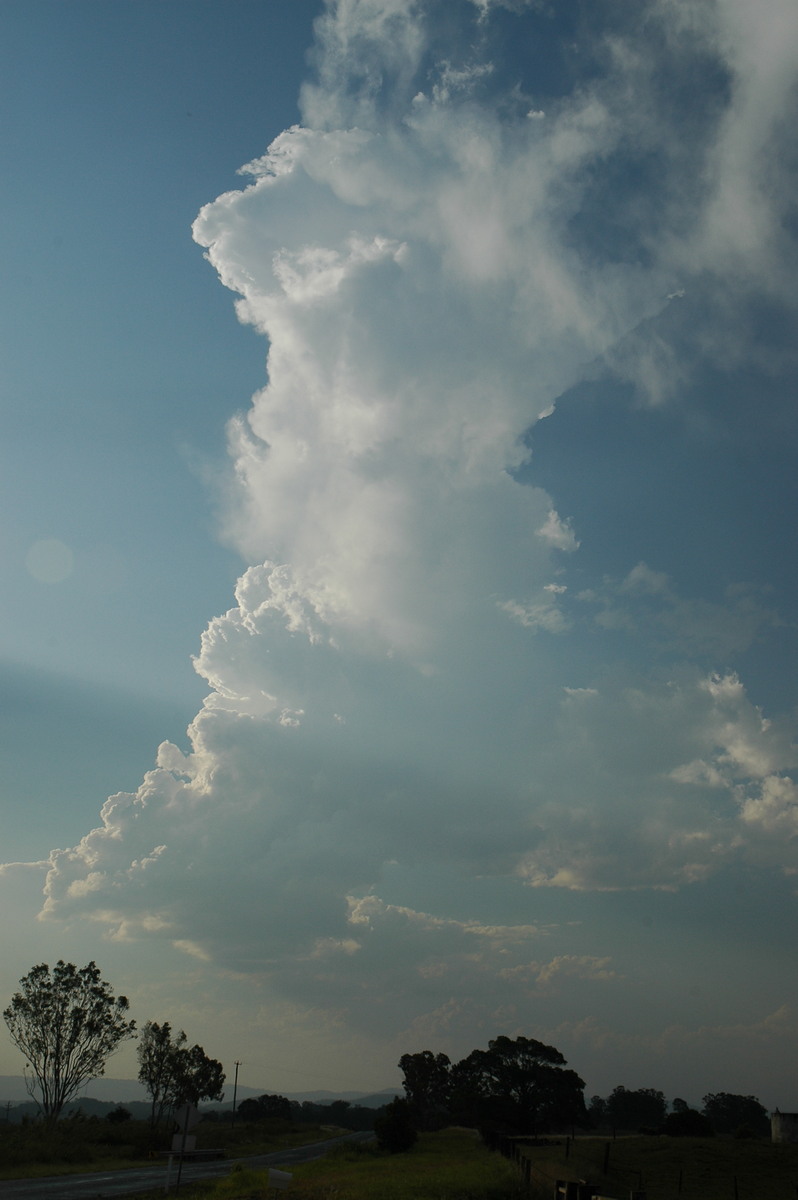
[663,1109,714,1137]
[374,1098,418,1153]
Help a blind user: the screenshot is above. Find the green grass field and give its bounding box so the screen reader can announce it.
[284,1129,522,1200]
[515,1134,798,1200]
[124,1128,523,1200]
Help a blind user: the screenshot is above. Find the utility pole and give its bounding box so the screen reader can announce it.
[231,1060,241,1126]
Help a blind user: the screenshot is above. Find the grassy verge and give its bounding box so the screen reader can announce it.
[516,1134,798,1200]
[162,1128,524,1200]
[116,1128,523,1200]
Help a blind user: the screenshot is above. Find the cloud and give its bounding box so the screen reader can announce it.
[514,669,798,891]
[29,0,798,1055]
[550,1006,798,1103]
[501,955,618,987]
[580,566,782,660]
[537,510,580,552]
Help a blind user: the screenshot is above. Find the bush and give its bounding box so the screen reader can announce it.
[663,1109,714,1137]
[106,1106,132,1124]
[374,1098,418,1153]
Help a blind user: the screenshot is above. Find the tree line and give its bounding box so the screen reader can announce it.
[2,960,775,1146]
[2,961,224,1128]
[235,1094,376,1131]
[587,1087,770,1138]
[393,1039,773,1150]
[397,1035,588,1142]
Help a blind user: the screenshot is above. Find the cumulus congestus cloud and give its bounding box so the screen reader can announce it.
[40,0,798,1048]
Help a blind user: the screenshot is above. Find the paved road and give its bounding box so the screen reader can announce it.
[2,1130,374,1199]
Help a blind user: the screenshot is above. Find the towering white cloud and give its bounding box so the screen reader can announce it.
[37,0,798,1060]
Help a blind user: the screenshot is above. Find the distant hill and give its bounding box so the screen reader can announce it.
[285,1089,399,1109]
[0,1075,399,1111]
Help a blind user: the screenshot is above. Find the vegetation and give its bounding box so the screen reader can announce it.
[400,1035,587,1138]
[399,1049,451,1130]
[702,1092,770,1138]
[0,1113,336,1180]
[287,1097,377,1131]
[0,987,785,1200]
[663,1106,714,1137]
[137,1020,187,1128]
[237,1093,292,1122]
[605,1085,668,1132]
[82,1130,522,1200]
[374,1096,417,1153]
[138,1020,225,1128]
[234,1127,521,1200]
[514,1134,798,1200]
[2,961,136,1127]
[588,1087,772,1138]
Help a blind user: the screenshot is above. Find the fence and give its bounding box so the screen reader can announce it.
[497,1132,795,1199]
[498,1136,645,1200]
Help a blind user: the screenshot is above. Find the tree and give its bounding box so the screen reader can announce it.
[170,1041,225,1108]
[663,1107,714,1137]
[237,1094,291,1122]
[374,1097,417,1153]
[450,1035,586,1136]
[701,1093,769,1138]
[107,1105,133,1124]
[137,1022,225,1127]
[137,1022,187,1129]
[606,1086,667,1132]
[399,1050,452,1130]
[3,961,136,1126]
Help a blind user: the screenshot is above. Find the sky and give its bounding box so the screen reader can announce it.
[1,0,797,1108]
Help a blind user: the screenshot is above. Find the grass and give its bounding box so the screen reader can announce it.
[284,1128,523,1200]
[120,1128,524,1200]
[8,1123,798,1200]
[208,1123,520,1200]
[0,1117,334,1181]
[515,1134,798,1200]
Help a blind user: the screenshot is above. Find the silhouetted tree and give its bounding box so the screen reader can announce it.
[106,1105,132,1124]
[606,1086,667,1132]
[450,1035,586,1136]
[701,1093,769,1138]
[238,1094,291,1121]
[138,1022,187,1129]
[399,1050,452,1130]
[588,1095,608,1128]
[374,1096,417,1153]
[137,1021,224,1127]
[289,1099,375,1131]
[171,1041,225,1107]
[663,1107,714,1136]
[3,961,135,1127]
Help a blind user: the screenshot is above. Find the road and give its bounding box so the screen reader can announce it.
[1,1130,374,1200]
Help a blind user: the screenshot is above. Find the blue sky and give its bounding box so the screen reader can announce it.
[2,0,798,1107]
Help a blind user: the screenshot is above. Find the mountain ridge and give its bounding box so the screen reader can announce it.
[0,1075,399,1108]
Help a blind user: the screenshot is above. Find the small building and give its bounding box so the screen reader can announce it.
[771,1111,798,1143]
